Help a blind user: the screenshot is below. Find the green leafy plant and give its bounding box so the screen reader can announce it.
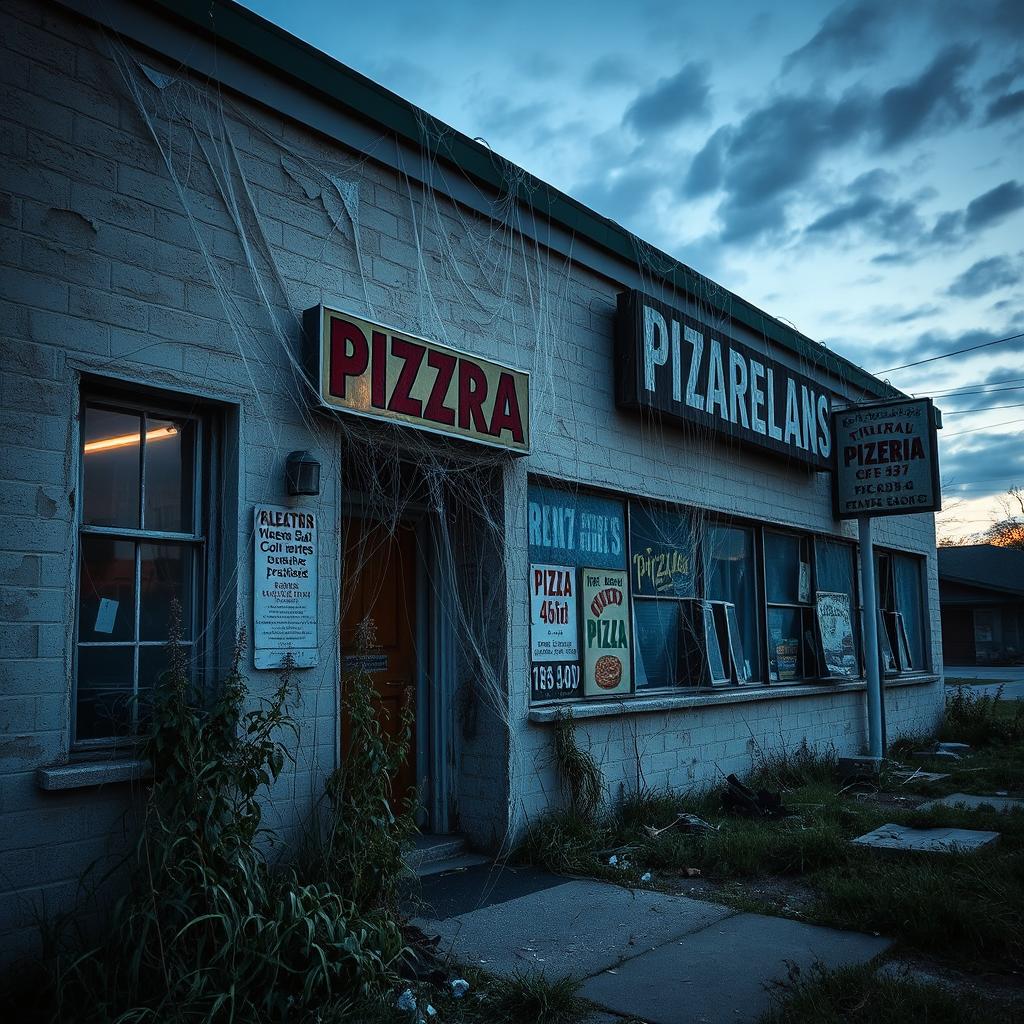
[38,603,406,1023]
[943,685,1024,747]
[553,708,603,820]
[314,617,417,915]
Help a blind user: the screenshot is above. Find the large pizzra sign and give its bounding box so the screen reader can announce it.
[306,305,530,453]
[615,290,833,470]
[832,398,941,519]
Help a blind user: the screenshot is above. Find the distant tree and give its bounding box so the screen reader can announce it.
[981,486,1024,550]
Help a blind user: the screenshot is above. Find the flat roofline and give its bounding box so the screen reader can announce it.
[88,0,899,400]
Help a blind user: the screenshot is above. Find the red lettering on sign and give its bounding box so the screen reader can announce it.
[371,331,387,409]
[329,318,368,399]
[489,371,525,443]
[458,359,488,432]
[387,337,425,417]
[424,349,457,426]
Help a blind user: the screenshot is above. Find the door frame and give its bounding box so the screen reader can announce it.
[341,493,457,834]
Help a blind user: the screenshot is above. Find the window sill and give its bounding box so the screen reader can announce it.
[527,673,940,723]
[36,758,152,791]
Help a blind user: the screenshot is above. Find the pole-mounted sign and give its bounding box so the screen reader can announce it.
[831,396,941,762]
[832,398,941,520]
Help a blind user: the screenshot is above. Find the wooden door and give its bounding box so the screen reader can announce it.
[341,518,418,807]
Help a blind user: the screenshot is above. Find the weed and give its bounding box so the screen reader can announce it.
[942,686,1024,747]
[553,709,603,820]
[762,961,1021,1024]
[487,970,585,1024]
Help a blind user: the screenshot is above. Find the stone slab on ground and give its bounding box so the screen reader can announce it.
[416,879,732,979]
[580,912,891,1024]
[917,792,1024,814]
[852,822,1000,853]
[891,769,950,783]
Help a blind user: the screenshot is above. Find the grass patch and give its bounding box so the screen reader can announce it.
[518,701,1024,972]
[761,961,1021,1024]
[942,685,1024,747]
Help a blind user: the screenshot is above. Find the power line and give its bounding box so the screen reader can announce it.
[943,401,1024,415]
[943,416,1024,438]
[930,385,1024,400]
[920,377,1024,397]
[873,331,1024,374]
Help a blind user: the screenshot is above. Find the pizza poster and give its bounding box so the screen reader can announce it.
[529,564,579,662]
[580,567,632,697]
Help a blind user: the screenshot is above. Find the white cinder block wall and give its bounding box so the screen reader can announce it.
[0,0,943,967]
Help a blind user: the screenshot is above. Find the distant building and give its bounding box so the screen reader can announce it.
[939,545,1024,665]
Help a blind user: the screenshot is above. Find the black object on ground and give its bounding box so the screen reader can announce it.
[721,773,790,818]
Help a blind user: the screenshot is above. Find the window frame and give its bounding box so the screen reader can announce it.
[72,387,213,750]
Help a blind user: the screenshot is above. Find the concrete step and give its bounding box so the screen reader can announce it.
[415,852,491,878]
[406,834,467,869]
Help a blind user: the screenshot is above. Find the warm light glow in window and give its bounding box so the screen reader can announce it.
[83,425,178,454]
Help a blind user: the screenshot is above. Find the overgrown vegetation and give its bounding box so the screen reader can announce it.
[942,684,1024,747]
[553,709,602,820]
[13,607,412,1023]
[517,696,1024,974]
[761,962,1021,1024]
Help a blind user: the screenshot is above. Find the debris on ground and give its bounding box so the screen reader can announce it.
[891,767,950,785]
[852,822,1001,854]
[721,773,790,818]
[450,978,470,998]
[396,989,417,1012]
[912,741,974,761]
[640,871,652,882]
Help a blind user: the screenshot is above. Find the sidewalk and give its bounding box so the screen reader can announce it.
[945,665,1024,700]
[414,865,890,1024]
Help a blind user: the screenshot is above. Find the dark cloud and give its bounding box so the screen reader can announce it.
[805,169,924,242]
[947,255,1023,298]
[682,126,730,197]
[940,433,1024,495]
[965,180,1024,230]
[984,56,1024,95]
[683,47,978,244]
[986,90,1024,123]
[577,167,664,225]
[874,44,975,150]
[622,62,711,136]
[879,324,1024,372]
[783,0,895,73]
[475,96,551,137]
[584,54,639,89]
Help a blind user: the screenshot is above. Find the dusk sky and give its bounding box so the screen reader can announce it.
[242,0,1023,539]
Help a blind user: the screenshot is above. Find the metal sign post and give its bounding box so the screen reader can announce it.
[833,398,942,762]
[858,516,883,758]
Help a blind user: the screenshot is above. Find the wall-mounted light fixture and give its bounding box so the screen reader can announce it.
[285,450,321,496]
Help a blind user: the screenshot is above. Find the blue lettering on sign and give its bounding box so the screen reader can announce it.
[527,485,625,570]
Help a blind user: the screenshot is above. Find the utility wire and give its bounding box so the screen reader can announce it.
[919,377,1024,397]
[874,331,1024,374]
[943,415,1024,438]
[928,384,1024,400]
[943,401,1024,415]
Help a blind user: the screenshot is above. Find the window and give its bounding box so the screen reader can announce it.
[814,538,860,678]
[765,531,814,681]
[704,525,760,682]
[629,504,696,689]
[877,551,927,672]
[75,395,207,745]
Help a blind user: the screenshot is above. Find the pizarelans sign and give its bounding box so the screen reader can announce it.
[832,398,941,519]
[306,305,530,453]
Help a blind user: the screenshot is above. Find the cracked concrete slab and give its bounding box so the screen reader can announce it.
[852,822,1000,853]
[416,879,733,979]
[916,792,1024,814]
[580,913,890,1024]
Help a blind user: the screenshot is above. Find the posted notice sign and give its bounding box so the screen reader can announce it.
[580,567,632,698]
[832,398,941,519]
[253,505,318,669]
[529,563,580,701]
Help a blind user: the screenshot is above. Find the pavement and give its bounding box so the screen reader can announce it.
[413,864,890,1024]
[945,665,1024,700]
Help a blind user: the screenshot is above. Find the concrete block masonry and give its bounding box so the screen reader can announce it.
[852,823,1001,854]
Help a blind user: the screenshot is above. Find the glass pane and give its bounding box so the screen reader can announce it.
[768,606,802,681]
[78,536,135,642]
[705,526,759,680]
[815,539,860,676]
[633,600,679,688]
[629,504,695,597]
[82,406,141,528]
[144,417,195,533]
[895,555,925,669]
[140,543,193,641]
[764,532,802,603]
[76,646,134,740]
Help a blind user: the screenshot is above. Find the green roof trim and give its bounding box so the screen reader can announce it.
[152,0,894,398]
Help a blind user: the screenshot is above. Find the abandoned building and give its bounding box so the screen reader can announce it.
[0,0,944,966]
